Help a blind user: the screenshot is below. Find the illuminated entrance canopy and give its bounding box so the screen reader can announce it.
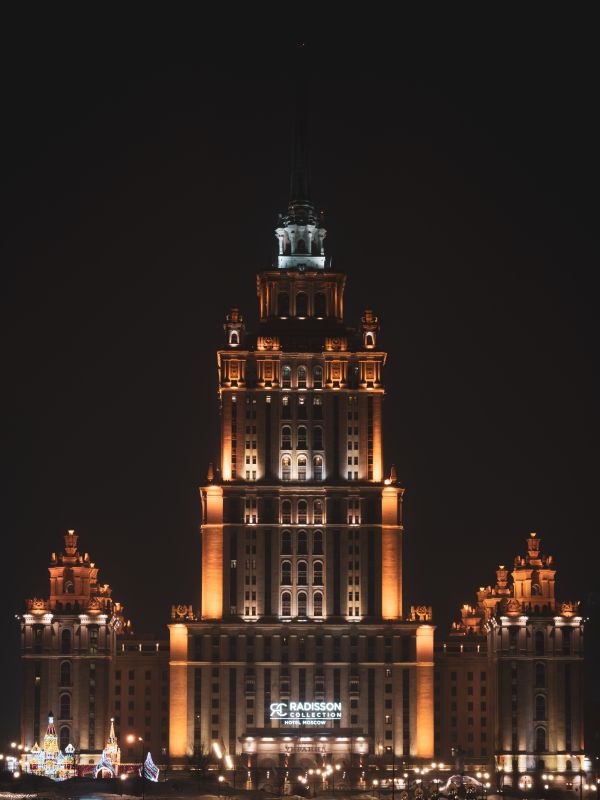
[270,701,342,726]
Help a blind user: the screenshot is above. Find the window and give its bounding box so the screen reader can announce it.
[297,396,308,418]
[281,365,291,388]
[296,292,308,317]
[281,499,292,522]
[297,530,308,555]
[313,561,324,585]
[278,293,289,316]
[297,426,307,449]
[298,500,308,525]
[535,662,546,688]
[297,591,308,616]
[297,366,307,388]
[313,529,323,554]
[61,629,71,654]
[59,693,71,719]
[281,456,292,481]
[313,365,323,389]
[281,530,292,555]
[281,426,292,449]
[535,694,546,720]
[313,500,323,525]
[60,661,71,686]
[315,293,326,317]
[281,561,292,585]
[229,330,239,346]
[313,397,323,418]
[313,427,324,450]
[297,561,308,585]
[313,455,323,481]
[313,592,323,617]
[535,726,546,753]
[281,395,291,418]
[60,726,70,751]
[535,631,545,656]
[297,455,307,481]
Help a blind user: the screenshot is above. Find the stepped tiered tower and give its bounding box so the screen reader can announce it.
[168,120,435,773]
[20,530,124,758]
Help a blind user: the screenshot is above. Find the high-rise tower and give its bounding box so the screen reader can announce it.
[169,120,434,775]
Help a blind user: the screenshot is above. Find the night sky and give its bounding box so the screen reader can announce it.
[3,13,599,743]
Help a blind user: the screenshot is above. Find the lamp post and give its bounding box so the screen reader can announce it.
[127,735,145,800]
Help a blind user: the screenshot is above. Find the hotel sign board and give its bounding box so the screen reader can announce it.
[270,701,342,727]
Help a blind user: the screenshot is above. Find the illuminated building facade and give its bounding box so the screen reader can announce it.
[20,530,124,762]
[437,532,585,787]
[168,123,435,772]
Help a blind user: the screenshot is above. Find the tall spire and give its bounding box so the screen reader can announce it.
[275,44,327,271]
[289,86,311,205]
[289,41,311,205]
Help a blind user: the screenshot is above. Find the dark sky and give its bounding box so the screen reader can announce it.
[2,12,599,741]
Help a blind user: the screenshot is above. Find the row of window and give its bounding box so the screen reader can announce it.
[281,590,323,617]
[281,529,323,555]
[277,292,327,319]
[281,560,324,586]
[281,454,323,480]
[281,499,323,523]
[281,425,323,449]
[281,395,323,418]
[281,364,323,388]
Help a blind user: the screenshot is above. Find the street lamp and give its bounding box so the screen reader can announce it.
[127,735,145,800]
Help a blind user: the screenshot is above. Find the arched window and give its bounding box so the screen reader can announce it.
[281,499,292,523]
[532,583,541,595]
[313,455,323,481]
[297,455,307,481]
[281,426,292,449]
[313,530,323,555]
[566,760,572,772]
[278,293,289,316]
[281,561,292,585]
[59,693,71,720]
[297,426,307,449]
[313,365,323,389]
[296,292,308,317]
[535,726,546,753]
[313,427,323,450]
[64,579,74,594]
[281,395,291,418]
[313,500,323,524]
[229,330,239,346]
[298,500,308,525]
[535,630,545,656]
[281,530,292,555]
[315,293,326,317]
[297,561,308,585]
[535,694,546,720]
[296,238,307,254]
[313,591,323,617]
[313,561,324,586]
[535,662,546,688]
[60,661,71,686]
[281,365,292,388]
[61,629,72,654]
[297,366,307,389]
[365,332,375,348]
[297,530,308,555]
[281,457,292,482]
[281,592,291,616]
[297,591,307,616]
[60,726,70,751]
